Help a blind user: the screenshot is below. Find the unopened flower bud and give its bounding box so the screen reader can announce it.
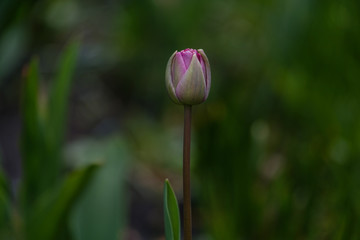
[165,48,211,105]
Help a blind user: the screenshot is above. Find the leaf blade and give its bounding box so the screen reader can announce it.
[45,40,80,185]
[163,179,181,240]
[20,58,43,206]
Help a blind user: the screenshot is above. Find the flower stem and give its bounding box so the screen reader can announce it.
[183,105,192,240]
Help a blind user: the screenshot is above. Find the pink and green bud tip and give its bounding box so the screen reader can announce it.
[165,48,211,105]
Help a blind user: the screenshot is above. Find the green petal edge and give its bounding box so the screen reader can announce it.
[198,49,211,98]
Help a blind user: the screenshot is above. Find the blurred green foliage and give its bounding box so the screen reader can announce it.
[0,42,99,240]
[1,0,360,239]
[195,0,360,239]
[0,38,131,239]
[21,41,79,208]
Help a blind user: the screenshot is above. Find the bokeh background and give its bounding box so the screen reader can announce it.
[1,0,360,239]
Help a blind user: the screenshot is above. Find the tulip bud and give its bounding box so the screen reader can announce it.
[165,48,211,105]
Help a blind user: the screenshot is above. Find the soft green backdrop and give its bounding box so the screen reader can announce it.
[1,0,360,239]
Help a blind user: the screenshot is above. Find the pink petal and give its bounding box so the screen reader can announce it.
[172,52,187,87]
[180,49,200,69]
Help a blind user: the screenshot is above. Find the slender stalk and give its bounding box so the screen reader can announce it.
[183,105,192,240]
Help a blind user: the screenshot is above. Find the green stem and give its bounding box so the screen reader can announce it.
[183,105,192,240]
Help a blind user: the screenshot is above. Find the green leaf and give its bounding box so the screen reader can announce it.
[163,179,181,240]
[45,40,79,183]
[68,137,129,240]
[20,58,43,206]
[20,41,80,212]
[26,163,100,240]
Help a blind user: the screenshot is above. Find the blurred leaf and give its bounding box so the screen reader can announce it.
[45,40,79,186]
[163,179,180,240]
[27,163,100,240]
[20,41,80,207]
[18,41,85,240]
[68,137,129,240]
[20,58,43,206]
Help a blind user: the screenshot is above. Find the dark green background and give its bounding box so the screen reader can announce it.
[1,0,360,239]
